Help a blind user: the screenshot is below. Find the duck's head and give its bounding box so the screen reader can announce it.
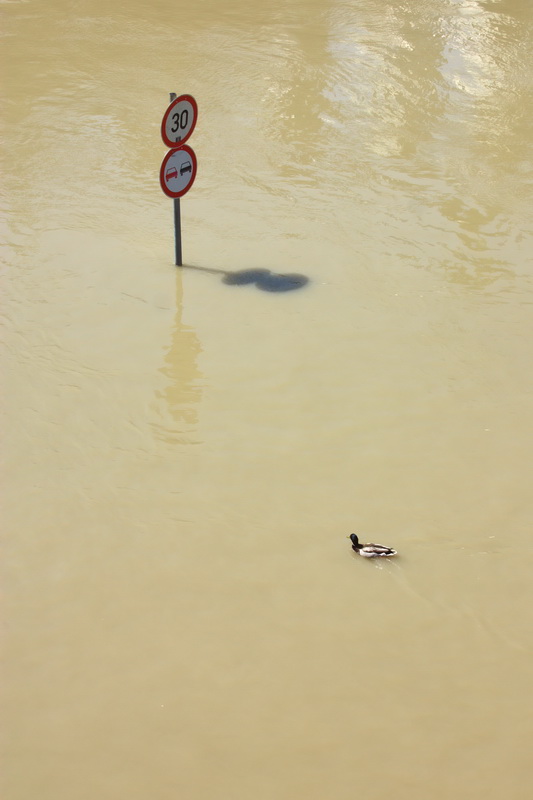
[349,534,359,546]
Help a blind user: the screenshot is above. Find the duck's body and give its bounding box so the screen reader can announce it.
[349,533,397,558]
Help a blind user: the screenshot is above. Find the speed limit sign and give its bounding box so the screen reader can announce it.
[161,94,198,148]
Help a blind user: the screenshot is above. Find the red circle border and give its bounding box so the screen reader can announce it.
[161,94,198,149]
[159,145,198,199]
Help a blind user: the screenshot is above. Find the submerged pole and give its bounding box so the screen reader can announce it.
[169,92,182,266]
[173,197,182,266]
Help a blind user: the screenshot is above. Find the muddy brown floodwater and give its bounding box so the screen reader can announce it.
[2,1,533,799]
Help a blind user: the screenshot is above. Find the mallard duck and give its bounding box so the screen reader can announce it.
[349,533,397,558]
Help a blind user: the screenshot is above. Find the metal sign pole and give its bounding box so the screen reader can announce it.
[168,92,183,267]
[162,92,197,266]
[174,197,182,266]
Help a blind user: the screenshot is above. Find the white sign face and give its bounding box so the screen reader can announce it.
[160,145,197,199]
[161,95,198,148]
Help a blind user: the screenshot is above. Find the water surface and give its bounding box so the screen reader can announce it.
[3,1,533,799]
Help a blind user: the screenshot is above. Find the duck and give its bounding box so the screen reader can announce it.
[349,533,397,558]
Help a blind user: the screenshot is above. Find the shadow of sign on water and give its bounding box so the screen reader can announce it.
[183,264,309,292]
